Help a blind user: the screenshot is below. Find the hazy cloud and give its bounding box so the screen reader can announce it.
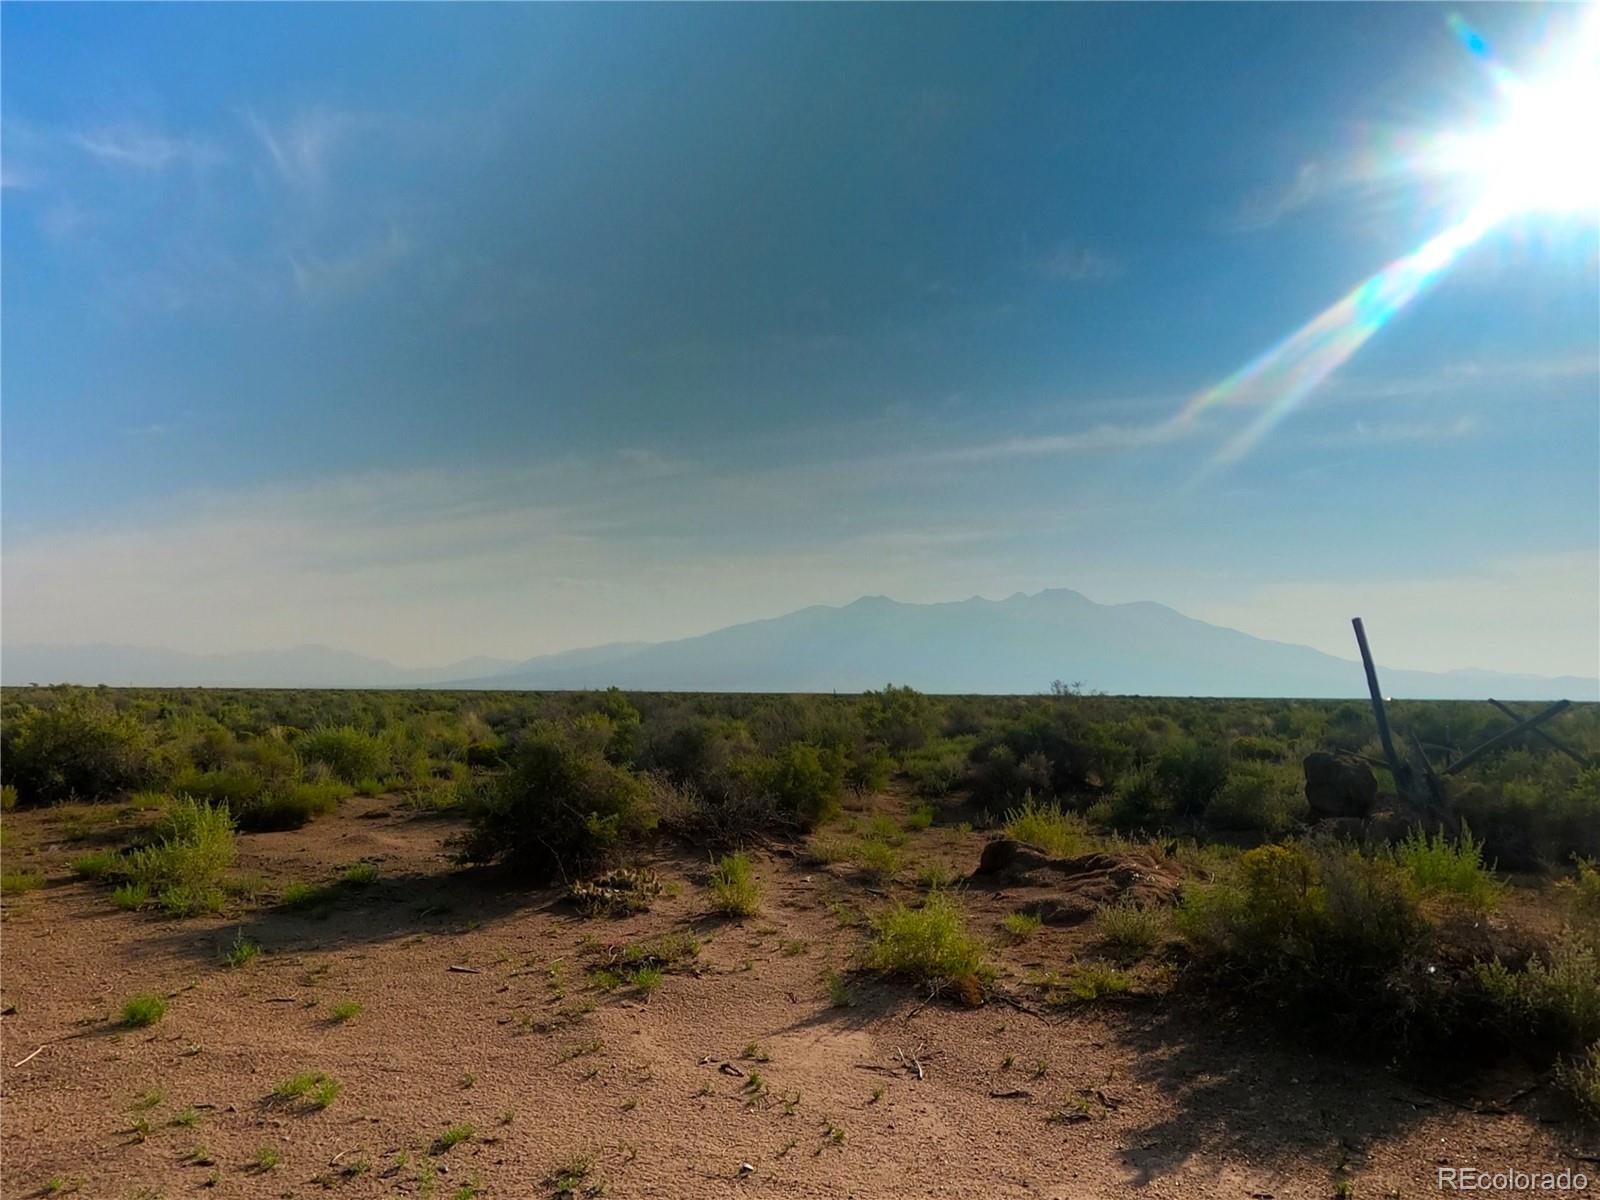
[70,125,221,171]
[1031,240,1123,283]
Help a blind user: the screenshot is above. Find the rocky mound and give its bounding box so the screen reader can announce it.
[970,839,1184,925]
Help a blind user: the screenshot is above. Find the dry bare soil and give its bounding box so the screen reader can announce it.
[3,794,1595,1199]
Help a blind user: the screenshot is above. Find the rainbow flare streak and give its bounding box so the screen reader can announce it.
[1181,206,1495,479]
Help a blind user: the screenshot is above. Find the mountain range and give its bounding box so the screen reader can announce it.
[4,590,1595,699]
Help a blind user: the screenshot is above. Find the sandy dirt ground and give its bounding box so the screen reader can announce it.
[3,796,1596,1199]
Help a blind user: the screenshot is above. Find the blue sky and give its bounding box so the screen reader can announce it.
[3,3,1596,676]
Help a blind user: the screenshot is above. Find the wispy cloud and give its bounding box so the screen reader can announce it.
[1030,240,1123,283]
[244,106,366,193]
[69,126,220,171]
[291,225,412,297]
[1227,161,1329,232]
[1306,414,1479,448]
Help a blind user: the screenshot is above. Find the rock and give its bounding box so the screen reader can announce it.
[971,840,1183,923]
[1302,751,1377,820]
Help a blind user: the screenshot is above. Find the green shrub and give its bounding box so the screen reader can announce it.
[112,881,150,910]
[1177,843,1428,1038]
[297,726,388,784]
[904,803,936,831]
[746,743,845,829]
[709,851,760,917]
[170,767,268,808]
[1090,766,1176,832]
[902,738,975,798]
[461,720,655,882]
[1003,795,1090,856]
[1,784,17,811]
[1002,911,1042,940]
[3,697,156,805]
[1203,762,1305,834]
[1060,961,1135,1002]
[855,838,903,884]
[123,800,236,908]
[233,781,349,832]
[122,993,168,1027]
[1389,826,1502,911]
[1154,739,1230,816]
[866,892,990,995]
[1555,1040,1600,1120]
[1560,859,1600,922]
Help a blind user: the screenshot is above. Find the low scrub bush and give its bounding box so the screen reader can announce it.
[1556,1041,1600,1120]
[119,797,237,916]
[170,767,268,808]
[866,892,990,998]
[1202,762,1305,835]
[1088,766,1176,833]
[297,726,388,784]
[1,869,45,895]
[3,697,156,805]
[233,781,350,832]
[1003,795,1090,856]
[461,720,655,882]
[1389,825,1502,911]
[854,837,903,884]
[708,851,760,917]
[1178,843,1429,1039]
[744,743,845,829]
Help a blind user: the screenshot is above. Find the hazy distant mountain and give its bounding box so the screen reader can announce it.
[453,590,1597,699]
[5,591,1594,698]
[0,643,517,689]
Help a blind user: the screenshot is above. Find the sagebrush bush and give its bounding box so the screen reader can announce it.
[3,697,156,805]
[461,720,654,882]
[1203,762,1305,834]
[1556,1040,1600,1120]
[1003,794,1090,856]
[866,892,990,996]
[296,726,388,784]
[233,781,350,832]
[1090,766,1176,832]
[745,743,845,828]
[708,851,760,917]
[1178,843,1428,1037]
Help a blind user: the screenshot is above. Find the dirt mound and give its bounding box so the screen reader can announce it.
[971,838,1184,924]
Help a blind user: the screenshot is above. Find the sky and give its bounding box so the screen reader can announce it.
[3,3,1597,678]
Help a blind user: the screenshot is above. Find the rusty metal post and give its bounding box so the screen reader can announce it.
[1352,618,1413,797]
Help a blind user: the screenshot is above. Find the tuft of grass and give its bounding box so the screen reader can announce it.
[249,1145,282,1172]
[329,1000,362,1023]
[709,851,761,918]
[741,1041,772,1063]
[121,993,168,1027]
[1092,900,1163,961]
[550,1152,597,1196]
[802,835,852,866]
[865,891,990,996]
[916,861,954,889]
[221,932,261,969]
[1388,825,1502,911]
[1059,961,1135,1002]
[855,838,903,884]
[72,850,120,880]
[111,881,150,911]
[1003,795,1090,857]
[431,1123,476,1153]
[904,803,936,831]
[169,1105,201,1128]
[341,861,380,886]
[122,796,237,916]
[1002,911,1043,940]
[272,1070,341,1109]
[1,869,45,896]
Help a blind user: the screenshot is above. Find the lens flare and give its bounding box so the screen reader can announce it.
[1183,6,1599,482]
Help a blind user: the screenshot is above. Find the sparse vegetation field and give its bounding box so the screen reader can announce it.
[1,684,1595,1196]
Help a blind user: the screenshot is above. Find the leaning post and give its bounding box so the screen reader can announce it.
[1352,618,1412,798]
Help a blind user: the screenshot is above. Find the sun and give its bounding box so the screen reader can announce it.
[1430,10,1600,220]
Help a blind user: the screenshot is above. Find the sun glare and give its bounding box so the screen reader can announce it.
[1433,64,1600,220]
